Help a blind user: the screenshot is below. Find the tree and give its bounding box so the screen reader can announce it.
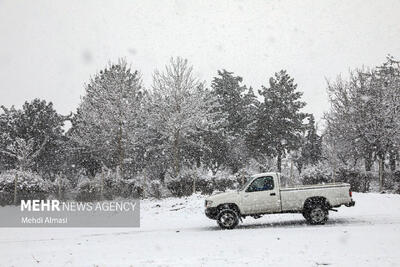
[325,56,400,172]
[0,106,21,170]
[324,73,365,169]
[373,56,400,171]
[211,70,253,136]
[324,56,400,191]
[294,114,322,174]
[210,70,257,173]
[70,59,145,177]
[0,137,48,171]
[149,57,219,178]
[252,70,307,172]
[0,99,66,176]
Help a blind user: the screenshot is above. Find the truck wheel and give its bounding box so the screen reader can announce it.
[304,205,328,225]
[217,209,239,229]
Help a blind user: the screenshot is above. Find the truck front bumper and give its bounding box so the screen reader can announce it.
[345,200,356,207]
[205,207,219,220]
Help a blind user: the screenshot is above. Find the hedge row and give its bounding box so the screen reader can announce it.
[2,168,399,205]
[167,178,239,197]
[0,170,242,205]
[301,167,400,193]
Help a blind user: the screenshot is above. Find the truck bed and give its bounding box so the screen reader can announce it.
[279,183,351,212]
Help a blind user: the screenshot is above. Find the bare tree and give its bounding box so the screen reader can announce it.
[150,57,217,178]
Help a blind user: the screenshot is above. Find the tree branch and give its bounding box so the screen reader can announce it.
[0,149,17,159]
[30,136,49,160]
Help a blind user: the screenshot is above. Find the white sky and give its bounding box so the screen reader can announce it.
[1,0,399,125]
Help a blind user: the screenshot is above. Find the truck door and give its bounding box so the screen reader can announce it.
[241,176,281,214]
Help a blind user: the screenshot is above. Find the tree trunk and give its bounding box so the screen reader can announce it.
[296,163,303,175]
[100,169,105,200]
[173,130,180,178]
[58,175,62,200]
[379,158,384,191]
[192,176,196,195]
[290,159,293,183]
[118,124,124,178]
[142,168,147,198]
[332,163,336,183]
[14,172,18,205]
[365,150,373,172]
[277,150,282,172]
[389,151,396,172]
[211,166,218,176]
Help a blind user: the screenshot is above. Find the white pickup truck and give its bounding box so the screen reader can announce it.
[205,172,355,229]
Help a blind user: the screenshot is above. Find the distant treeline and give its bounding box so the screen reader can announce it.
[0,56,399,200]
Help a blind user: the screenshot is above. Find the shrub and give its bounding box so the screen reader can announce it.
[383,171,400,191]
[301,162,332,185]
[167,179,192,197]
[145,179,169,199]
[165,168,197,197]
[50,176,72,200]
[75,178,100,202]
[300,163,373,192]
[213,179,235,192]
[196,179,214,195]
[117,179,143,198]
[334,169,372,192]
[393,171,400,183]
[82,170,144,200]
[164,168,245,197]
[0,170,51,206]
[395,184,400,194]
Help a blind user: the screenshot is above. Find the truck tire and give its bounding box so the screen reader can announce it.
[302,211,310,221]
[217,209,239,229]
[304,205,328,225]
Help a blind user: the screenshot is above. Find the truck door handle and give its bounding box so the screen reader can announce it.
[270,193,276,196]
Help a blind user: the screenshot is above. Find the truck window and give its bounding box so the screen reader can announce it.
[246,176,274,192]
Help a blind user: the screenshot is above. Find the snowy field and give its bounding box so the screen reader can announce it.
[0,193,399,267]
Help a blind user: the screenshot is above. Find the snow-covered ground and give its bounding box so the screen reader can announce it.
[1,193,399,267]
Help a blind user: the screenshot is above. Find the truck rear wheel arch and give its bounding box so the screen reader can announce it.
[303,197,331,211]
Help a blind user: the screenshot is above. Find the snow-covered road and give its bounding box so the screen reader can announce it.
[1,193,399,267]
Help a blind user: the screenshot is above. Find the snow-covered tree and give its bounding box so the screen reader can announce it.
[211,70,254,136]
[251,70,307,172]
[373,56,400,171]
[0,106,21,170]
[0,99,66,175]
[70,59,145,176]
[294,114,322,174]
[149,57,219,178]
[324,73,363,169]
[325,56,400,172]
[210,70,257,173]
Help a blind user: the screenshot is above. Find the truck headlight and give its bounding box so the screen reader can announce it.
[205,200,213,207]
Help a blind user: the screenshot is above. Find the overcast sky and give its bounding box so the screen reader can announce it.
[1,0,399,126]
